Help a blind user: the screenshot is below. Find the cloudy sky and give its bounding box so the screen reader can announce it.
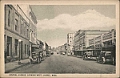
[31,5,116,47]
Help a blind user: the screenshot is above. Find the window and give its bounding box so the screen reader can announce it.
[7,36,12,56]
[27,29,29,37]
[23,23,25,35]
[27,45,29,55]
[25,44,26,55]
[8,10,10,26]
[24,23,27,36]
[15,19,18,31]
[20,19,23,34]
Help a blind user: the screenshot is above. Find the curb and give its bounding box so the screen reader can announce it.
[5,62,29,73]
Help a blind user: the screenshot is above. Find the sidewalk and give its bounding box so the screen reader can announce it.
[5,59,30,73]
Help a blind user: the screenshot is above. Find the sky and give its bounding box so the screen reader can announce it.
[31,5,116,48]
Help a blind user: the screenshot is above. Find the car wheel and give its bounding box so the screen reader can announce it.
[97,59,99,63]
[40,58,42,63]
[112,57,115,65]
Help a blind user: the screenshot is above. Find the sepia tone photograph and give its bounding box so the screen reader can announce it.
[0,0,119,78]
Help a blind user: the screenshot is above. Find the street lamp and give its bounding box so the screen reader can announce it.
[18,39,21,65]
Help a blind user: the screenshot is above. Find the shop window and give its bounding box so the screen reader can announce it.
[7,36,12,56]
[27,45,29,56]
[15,39,18,55]
[25,44,26,55]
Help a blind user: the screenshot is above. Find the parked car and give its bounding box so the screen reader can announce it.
[96,51,114,64]
[67,52,71,56]
[62,52,65,55]
[29,49,43,64]
[83,51,93,60]
[51,52,54,55]
[46,52,50,57]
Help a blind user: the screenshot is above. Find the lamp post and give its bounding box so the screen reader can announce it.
[18,39,21,65]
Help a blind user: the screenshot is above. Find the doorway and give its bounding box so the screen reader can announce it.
[7,36,12,56]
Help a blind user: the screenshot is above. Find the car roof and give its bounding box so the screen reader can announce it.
[105,51,111,53]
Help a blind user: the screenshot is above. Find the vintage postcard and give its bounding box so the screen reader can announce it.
[0,0,119,78]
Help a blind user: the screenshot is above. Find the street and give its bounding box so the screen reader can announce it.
[10,53,115,74]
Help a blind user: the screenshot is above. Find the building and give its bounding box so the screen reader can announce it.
[56,43,67,54]
[4,5,37,63]
[88,35,103,56]
[102,29,116,51]
[56,46,62,54]
[31,39,44,52]
[67,33,74,55]
[88,29,116,58]
[73,30,109,56]
[74,30,81,53]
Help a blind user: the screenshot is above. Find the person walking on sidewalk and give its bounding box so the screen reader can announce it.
[29,55,33,64]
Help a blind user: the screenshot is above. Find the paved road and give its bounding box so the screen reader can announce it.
[10,53,115,74]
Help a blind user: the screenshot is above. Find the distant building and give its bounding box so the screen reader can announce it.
[42,42,49,56]
[67,33,74,55]
[73,30,109,56]
[4,5,37,63]
[56,43,67,54]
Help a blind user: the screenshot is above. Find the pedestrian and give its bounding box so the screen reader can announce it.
[29,55,33,64]
[4,49,7,63]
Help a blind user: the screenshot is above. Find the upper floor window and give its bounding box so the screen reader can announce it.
[8,10,10,26]
[20,19,23,34]
[27,29,29,37]
[24,23,27,36]
[15,19,18,31]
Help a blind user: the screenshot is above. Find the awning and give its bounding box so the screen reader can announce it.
[102,46,115,51]
[32,45,39,48]
[86,49,94,51]
[32,49,43,53]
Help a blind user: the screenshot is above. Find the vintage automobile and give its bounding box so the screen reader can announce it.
[62,52,66,55]
[83,51,93,60]
[29,50,43,64]
[46,52,50,57]
[96,51,115,64]
[82,48,99,60]
[51,52,54,55]
[67,52,71,56]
